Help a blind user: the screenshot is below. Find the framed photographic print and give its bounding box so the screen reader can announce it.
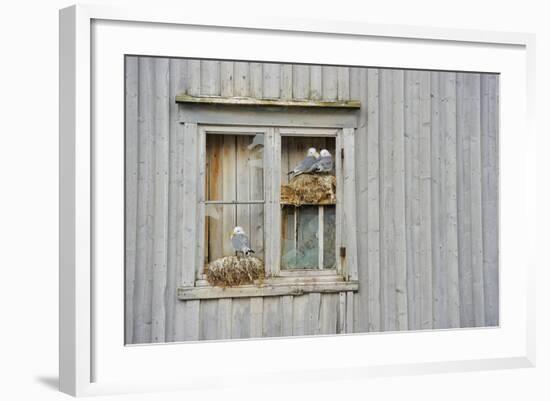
[59,4,536,397]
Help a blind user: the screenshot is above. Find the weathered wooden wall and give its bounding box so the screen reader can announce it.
[125,57,499,344]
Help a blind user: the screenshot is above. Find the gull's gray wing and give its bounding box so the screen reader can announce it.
[315,156,333,172]
[290,155,317,176]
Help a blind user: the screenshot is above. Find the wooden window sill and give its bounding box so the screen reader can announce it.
[177,277,358,301]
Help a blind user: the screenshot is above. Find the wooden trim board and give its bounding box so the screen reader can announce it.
[176,94,361,109]
[177,280,359,300]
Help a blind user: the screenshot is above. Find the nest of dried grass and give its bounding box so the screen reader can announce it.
[205,256,265,287]
[280,173,336,206]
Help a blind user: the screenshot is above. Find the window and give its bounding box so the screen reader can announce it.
[204,131,265,264]
[176,99,359,300]
[280,135,337,270]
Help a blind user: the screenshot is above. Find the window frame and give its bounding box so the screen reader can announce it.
[197,125,270,277]
[273,127,343,276]
[176,100,359,300]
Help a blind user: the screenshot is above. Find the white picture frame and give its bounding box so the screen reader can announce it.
[59,3,536,397]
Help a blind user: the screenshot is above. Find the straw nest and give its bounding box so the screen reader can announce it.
[205,256,265,287]
[280,173,336,206]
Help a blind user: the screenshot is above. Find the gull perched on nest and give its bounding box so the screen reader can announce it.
[231,226,255,257]
[314,149,333,173]
[287,147,319,179]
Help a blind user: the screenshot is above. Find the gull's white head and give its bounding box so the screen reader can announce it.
[307,147,317,157]
[233,226,245,235]
[320,149,331,157]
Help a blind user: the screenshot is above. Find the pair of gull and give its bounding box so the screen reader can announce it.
[287,147,333,179]
[231,147,334,256]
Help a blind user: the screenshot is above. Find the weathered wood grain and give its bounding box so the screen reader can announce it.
[250,297,264,337]
[280,64,293,100]
[319,293,338,334]
[151,58,170,343]
[250,63,263,99]
[169,60,188,342]
[200,299,218,340]
[310,66,323,100]
[322,66,338,100]
[234,62,250,97]
[220,61,234,97]
[262,297,282,337]
[217,298,232,339]
[262,63,280,99]
[366,68,381,332]
[231,298,250,339]
[125,56,138,344]
[337,67,350,101]
[200,60,220,96]
[481,74,499,326]
[133,57,155,344]
[293,65,310,100]
[126,57,499,343]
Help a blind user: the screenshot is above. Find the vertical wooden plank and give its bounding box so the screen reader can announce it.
[133,57,155,343]
[200,300,218,340]
[250,63,263,98]
[250,297,264,338]
[217,298,232,339]
[343,127,358,281]
[222,135,237,257]
[220,61,234,97]
[306,293,322,335]
[281,295,293,336]
[367,68,381,332]
[404,70,421,331]
[337,67,350,101]
[182,122,199,285]
[349,67,361,100]
[292,64,310,100]
[234,62,250,97]
[419,71,433,330]
[263,63,280,99]
[392,71,408,332]
[379,70,394,332]
[404,70,432,330]
[231,298,250,339]
[481,74,499,326]
[345,291,354,333]
[456,72,474,327]
[280,64,293,99]
[125,56,139,344]
[150,58,170,343]
[322,66,338,101]
[169,60,188,342]
[310,65,322,100]
[444,73,461,328]
[338,292,346,333]
[181,121,201,340]
[183,300,200,341]
[430,71,446,329]
[468,74,485,327]
[292,295,308,336]
[263,297,282,337]
[200,60,220,96]
[319,294,338,334]
[380,69,407,331]
[187,59,201,96]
